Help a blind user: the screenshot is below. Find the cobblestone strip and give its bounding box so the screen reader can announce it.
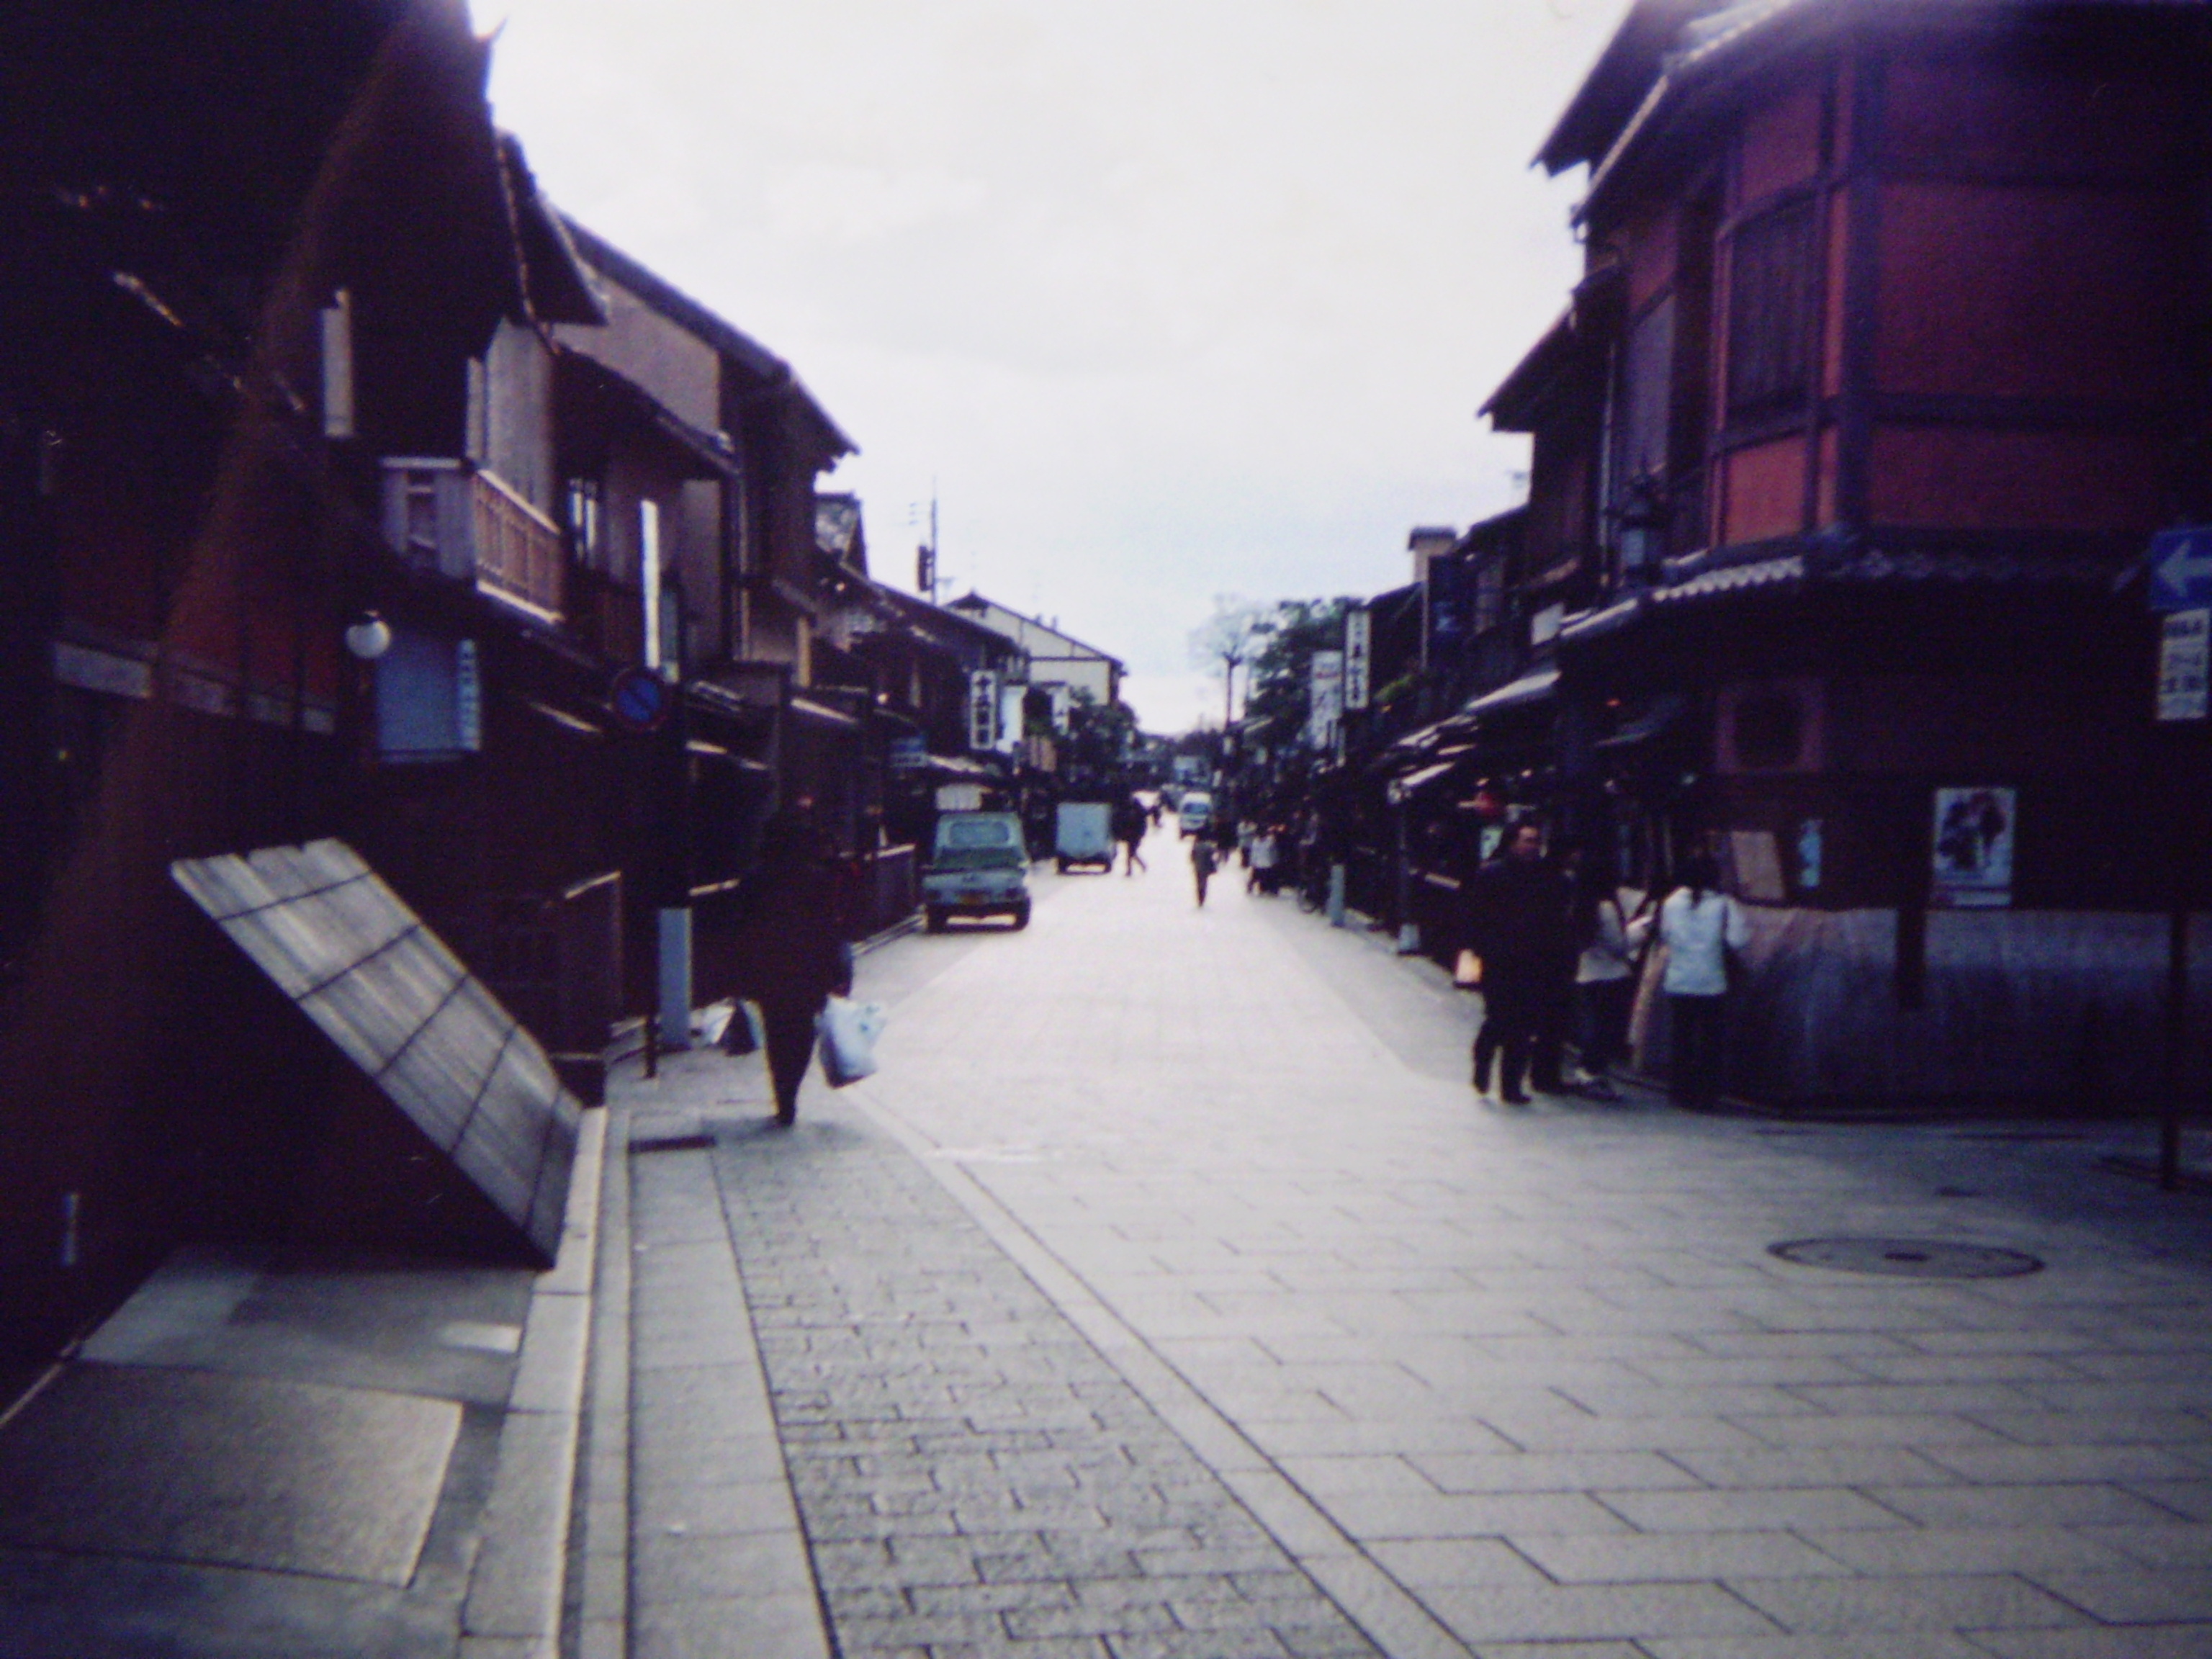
[708,1100,1390,1659]
[629,1115,830,1659]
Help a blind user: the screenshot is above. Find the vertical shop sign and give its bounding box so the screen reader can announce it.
[1308,650,1344,753]
[2157,608,2209,722]
[1343,608,1372,711]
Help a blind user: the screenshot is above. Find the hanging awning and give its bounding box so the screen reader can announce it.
[1393,760,1464,796]
[1460,666,1560,719]
[1595,692,1690,750]
[787,694,862,729]
[925,752,1003,781]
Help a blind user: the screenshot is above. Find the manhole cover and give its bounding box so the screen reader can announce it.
[1768,1238,2043,1278]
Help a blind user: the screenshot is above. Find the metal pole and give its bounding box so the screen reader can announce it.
[1394,796,1418,953]
[2162,898,2188,1190]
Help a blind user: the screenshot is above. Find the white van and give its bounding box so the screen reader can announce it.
[1177,791,1213,839]
[922,811,1032,931]
[1053,801,1115,873]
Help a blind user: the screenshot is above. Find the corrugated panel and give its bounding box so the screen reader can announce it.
[171,840,580,1264]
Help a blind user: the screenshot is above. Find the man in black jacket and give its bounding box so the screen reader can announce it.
[1462,821,1572,1105]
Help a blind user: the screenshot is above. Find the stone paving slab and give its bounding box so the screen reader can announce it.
[830,827,2212,1658]
[696,1074,1391,1659]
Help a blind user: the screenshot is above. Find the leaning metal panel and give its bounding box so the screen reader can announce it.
[173,840,581,1263]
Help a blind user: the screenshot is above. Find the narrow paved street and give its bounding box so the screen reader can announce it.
[601,825,2212,1659]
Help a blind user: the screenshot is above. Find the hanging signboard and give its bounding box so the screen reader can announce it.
[1308,649,1344,752]
[1343,608,1372,711]
[1426,554,1472,660]
[2157,608,2209,723]
[1930,786,2016,909]
[966,670,999,750]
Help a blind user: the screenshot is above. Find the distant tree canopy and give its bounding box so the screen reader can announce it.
[1242,598,1358,750]
[1058,687,1139,785]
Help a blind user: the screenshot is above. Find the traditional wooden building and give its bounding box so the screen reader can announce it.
[1485,0,2212,1107]
[0,0,628,1357]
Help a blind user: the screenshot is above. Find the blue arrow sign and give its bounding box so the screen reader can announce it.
[2147,526,2212,612]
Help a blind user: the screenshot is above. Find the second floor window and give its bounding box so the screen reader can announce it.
[1727,199,1817,418]
[565,476,605,572]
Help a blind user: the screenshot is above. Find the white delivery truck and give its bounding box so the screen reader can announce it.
[1053,801,1115,873]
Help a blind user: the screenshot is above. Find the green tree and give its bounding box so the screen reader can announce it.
[1241,597,1359,751]
[1059,688,1141,786]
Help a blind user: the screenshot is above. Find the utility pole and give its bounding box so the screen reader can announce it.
[914,487,943,604]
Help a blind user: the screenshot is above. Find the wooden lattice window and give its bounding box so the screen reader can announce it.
[1727,199,1817,417]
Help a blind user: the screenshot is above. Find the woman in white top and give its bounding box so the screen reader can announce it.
[1247,829,1280,894]
[1572,870,1650,1100]
[1654,852,1749,1107]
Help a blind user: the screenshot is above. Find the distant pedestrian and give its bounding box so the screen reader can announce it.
[727,807,851,1126]
[1113,794,1148,875]
[1248,827,1280,894]
[1571,863,1650,1102]
[1649,853,1748,1109]
[1462,822,1571,1105]
[1191,832,1218,908]
[1528,843,1587,1094]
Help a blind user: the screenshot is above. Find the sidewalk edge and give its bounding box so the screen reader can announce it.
[459,1105,608,1659]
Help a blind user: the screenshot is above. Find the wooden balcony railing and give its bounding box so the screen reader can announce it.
[470,466,564,620]
[381,457,565,623]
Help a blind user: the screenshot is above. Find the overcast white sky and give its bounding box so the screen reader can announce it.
[481,1,1628,731]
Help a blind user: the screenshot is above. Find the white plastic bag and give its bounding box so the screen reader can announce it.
[816,996,887,1087]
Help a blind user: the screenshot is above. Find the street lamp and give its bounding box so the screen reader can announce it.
[343,610,392,661]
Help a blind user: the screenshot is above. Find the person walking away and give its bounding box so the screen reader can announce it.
[1649,852,1748,1108]
[1113,793,1148,875]
[1571,861,1649,1101]
[1191,830,1218,908]
[727,809,851,1125]
[1462,822,1571,1105]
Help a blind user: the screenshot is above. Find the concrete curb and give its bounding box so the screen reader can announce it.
[570,1087,632,1659]
[458,1106,608,1659]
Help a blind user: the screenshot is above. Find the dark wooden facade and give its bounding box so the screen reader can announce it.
[0,0,999,1367]
[1483,0,2212,1107]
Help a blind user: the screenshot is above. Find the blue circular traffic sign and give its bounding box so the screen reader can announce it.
[609,665,673,733]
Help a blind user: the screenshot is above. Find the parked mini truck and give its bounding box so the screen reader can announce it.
[922,811,1032,932]
[1053,801,1115,873]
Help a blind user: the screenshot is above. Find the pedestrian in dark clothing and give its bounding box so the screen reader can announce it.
[1462,822,1573,1105]
[1191,832,1218,908]
[1113,794,1148,875]
[1527,848,1582,1094]
[727,808,851,1125]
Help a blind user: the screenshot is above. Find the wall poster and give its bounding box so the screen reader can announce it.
[1930,787,2016,908]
